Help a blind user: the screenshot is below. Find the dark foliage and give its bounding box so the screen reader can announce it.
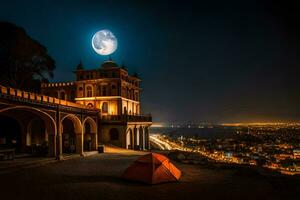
[0,21,55,92]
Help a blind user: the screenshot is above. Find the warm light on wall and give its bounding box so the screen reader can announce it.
[110,106,115,115]
[109,101,118,115]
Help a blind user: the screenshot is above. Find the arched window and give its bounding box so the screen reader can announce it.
[136,105,139,114]
[137,93,139,101]
[109,128,119,140]
[102,86,107,96]
[131,89,134,100]
[97,86,101,96]
[86,86,93,97]
[102,102,108,113]
[87,103,93,108]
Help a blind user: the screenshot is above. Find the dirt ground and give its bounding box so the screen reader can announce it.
[0,147,299,200]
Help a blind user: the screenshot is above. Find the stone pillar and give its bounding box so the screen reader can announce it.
[143,128,146,150]
[56,107,63,160]
[126,129,134,149]
[136,128,139,146]
[133,127,138,149]
[76,133,83,155]
[95,118,98,149]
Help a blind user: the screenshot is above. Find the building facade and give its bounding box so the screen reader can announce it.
[41,60,152,150]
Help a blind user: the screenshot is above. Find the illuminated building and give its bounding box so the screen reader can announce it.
[41,59,152,150]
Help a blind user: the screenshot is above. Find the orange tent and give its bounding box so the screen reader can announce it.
[121,153,181,184]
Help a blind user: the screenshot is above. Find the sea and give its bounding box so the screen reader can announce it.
[149,126,240,139]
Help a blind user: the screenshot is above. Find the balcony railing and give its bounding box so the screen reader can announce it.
[100,114,152,123]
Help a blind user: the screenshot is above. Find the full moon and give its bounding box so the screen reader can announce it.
[92,29,118,55]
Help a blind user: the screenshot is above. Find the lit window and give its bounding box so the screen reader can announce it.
[103,87,107,96]
[102,102,108,113]
[86,86,93,97]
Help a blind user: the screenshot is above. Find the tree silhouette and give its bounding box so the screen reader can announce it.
[0,21,55,92]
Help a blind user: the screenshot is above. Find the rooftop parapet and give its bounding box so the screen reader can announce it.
[41,82,76,88]
[0,85,97,111]
[100,114,152,123]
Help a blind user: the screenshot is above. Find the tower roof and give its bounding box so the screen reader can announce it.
[101,59,118,68]
[76,60,84,70]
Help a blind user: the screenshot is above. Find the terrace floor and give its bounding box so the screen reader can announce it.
[0,146,299,200]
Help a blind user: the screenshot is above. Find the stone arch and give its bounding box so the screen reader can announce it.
[87,103,94,108]
[0,106,57,156]
[82,116,97,151]
[126,128,134,149]
[60,114,83,155]
[82,117,96,134]
[60,114,82,134]
[0,106,56,131]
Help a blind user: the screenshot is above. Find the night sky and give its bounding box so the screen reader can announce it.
[1,0,300,124]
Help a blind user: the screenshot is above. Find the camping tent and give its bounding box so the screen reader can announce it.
[121,153,181,184]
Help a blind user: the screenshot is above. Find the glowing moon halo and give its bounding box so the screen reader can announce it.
[92,30,118,55]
